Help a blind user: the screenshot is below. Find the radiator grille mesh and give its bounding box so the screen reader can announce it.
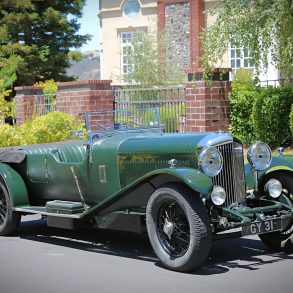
[212,142,246,207]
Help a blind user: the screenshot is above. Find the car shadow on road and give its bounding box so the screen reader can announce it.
[18,218,293,275]
[196,236,293,275]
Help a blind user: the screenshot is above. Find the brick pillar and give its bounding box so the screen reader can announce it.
[185,80,231,132]
[157,1,165,32]
[14,86,43,125]
[190,0,205,72]
[56,80,114,121]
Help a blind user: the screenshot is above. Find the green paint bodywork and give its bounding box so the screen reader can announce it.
[0,133,209,209]
[0,127,292,233]
[0,163,29,206]
[245,155,293,189]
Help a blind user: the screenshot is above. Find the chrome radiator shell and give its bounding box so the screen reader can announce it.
[212,142,246,207]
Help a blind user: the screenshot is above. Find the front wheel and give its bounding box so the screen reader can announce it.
[259,173,293,252]
[146,184,211,272]
[0,180,21,236]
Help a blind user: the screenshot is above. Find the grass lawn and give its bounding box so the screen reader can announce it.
[272,146,293,157]
[243,146,293,163]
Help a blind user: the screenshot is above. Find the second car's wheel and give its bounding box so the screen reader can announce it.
[146,184,211,272]
[259,173,293,252]
[0,180,21,236]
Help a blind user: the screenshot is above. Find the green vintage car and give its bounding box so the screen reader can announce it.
[0,108,292,272]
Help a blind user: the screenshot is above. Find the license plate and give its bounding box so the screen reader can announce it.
[242,218,282,236]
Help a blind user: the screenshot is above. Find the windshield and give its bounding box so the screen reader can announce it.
[84,108,163,136]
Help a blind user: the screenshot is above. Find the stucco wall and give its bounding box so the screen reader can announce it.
[99,0,231,84]
[99,0,157,84]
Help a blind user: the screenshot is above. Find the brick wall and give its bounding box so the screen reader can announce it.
[15,86,43,125]
[15,79,231,133]
[14,80,113,125]
[185,81,231,132]
[56,80,113,121]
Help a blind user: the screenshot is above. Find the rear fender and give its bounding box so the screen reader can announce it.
[0,163,29,207]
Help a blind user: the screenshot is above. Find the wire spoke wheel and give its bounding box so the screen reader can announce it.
[157,200,190,257]
[0,189,8,226]
[146,184,211,272]
[0,180,21,236]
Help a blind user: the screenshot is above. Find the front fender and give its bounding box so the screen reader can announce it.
[245,155,293,189]
[0,163,29,207]
[82,167,213,218]
[147,167,213,195]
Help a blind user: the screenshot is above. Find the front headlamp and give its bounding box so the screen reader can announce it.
[198,147,223,177]
[264,179,282,198]
[211,186,226,206]
[247,142,272,171]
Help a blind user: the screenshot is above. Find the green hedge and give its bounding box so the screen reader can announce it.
[0,112,84,147]
[229,83,256,143]
[229,85,293,147]
[252,87,293,147]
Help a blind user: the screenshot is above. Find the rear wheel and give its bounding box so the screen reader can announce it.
[0,180,21,236]
[259,173,293,252]
[146,184,211,272]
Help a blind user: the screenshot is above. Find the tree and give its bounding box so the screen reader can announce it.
[201,0,293,79]
[0,0,91,86]
[122,32,185,87]
[0,55,18,120]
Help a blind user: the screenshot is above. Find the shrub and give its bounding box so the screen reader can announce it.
[0,112,84,147]
[28,112,83,144]
[229,83,256,143]
[232,68,254,85]
[252,86,293,147]
[0,124,23,147]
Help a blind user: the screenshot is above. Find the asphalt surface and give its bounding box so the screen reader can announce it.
[0,215,292,293]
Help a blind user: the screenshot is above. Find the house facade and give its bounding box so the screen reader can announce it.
[99,0,279,84]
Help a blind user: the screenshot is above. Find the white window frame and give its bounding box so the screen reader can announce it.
[120,31,136,77]
[229,46,254,79]
[120,31,143,78]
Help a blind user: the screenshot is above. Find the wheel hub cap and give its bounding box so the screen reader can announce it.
[163,219,174,239]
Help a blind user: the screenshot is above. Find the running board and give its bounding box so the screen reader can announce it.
[14,206,83,219]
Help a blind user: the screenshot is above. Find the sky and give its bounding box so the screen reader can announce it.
[78,1,101,52]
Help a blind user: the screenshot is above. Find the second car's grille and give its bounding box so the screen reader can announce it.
[212,142,246,207]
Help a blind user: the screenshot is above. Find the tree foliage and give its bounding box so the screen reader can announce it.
[202,0,293,79]
[122,32,185,87]
[0,56,17,119]
[0,0,91,86]
[34,79,57,94]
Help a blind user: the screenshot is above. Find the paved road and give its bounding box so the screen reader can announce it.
[0,215,292,293]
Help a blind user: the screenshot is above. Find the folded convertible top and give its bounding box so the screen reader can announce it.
[0,148,27,163]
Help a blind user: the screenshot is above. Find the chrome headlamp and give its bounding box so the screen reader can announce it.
[264,179,282,198]
[198,147,223,177]
[247,142,272,171]
[211,186,226,205]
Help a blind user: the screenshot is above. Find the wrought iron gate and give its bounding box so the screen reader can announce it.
[113,86,186,133]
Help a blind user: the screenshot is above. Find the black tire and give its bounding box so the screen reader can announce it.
[259,173,293,252]
[146,184,211,272]
[0,180,21,236]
